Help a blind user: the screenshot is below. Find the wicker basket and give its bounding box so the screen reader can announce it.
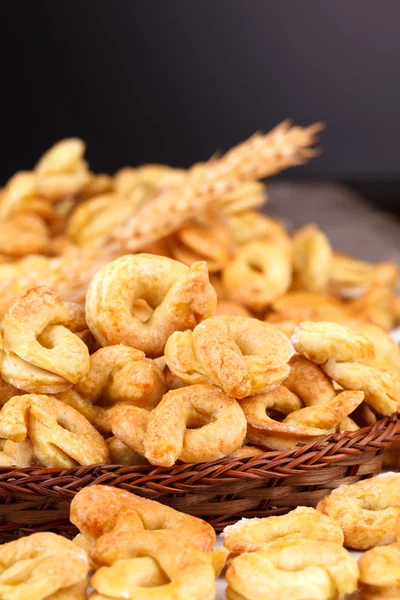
[0,414,398,541]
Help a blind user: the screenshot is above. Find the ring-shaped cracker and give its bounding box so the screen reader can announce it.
[241,387,364,450]
[86,254,217,357]
[56,345,166,432]
[1,286,90,393]
[89,532,216,600]
[317,472,400,550]
[223,506,344,556]
[222,240,292,312]
[70,485,216,557]
[0,394,109,467]
[111,384,247,466]
[0,532,89,600]
[165,316,294,399]
[225,537,359,600]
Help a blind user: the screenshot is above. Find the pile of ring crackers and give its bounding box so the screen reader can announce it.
[1,477,400,598]
[0,122,400,598]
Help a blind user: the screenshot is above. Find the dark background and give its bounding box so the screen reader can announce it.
[1,1,400,213]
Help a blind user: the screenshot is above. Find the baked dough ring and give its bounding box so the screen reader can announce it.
[0,375,23,408]
[74,537,228,579]
[283,354,336,406]
[0,213,49,257]
[323,358,400,416]
[290,320,375,365]
[75,345,165,407]
[222,240,292,312]
[291,224,333,293]
[266,291,350,325]
[165,316,294,399]
[0,532,89,600]
[358,536,400,600]
[331,253,399,294]
[291,321,400,416]
[89,532,216,600]
[225,537,359,600]
[167,211,232,272]
[111,384,247,466]
[106,437,148,465]
[347,285,399,331]
[317,472,400,550]
[222,506,344,556]
[0,394,109,467]
[227,211,288,245]
[241,386,364,450]
[86,254,217,357]
[1,286,90,393]
[56,345,165,432]
[68,193,142,248]
[0,438,37,467]
[35,137,86,175]
[355,322,400,374]
[70,485,216,557]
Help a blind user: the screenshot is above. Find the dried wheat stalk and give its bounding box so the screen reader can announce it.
[106,121,323,252]
[2,122,322,306]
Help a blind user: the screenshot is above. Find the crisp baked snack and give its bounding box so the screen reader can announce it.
[0,213,49,257]
[215,300,253,317]
[0,122,396,477]
[86,254,217,357]
[71,485,225,599]
[266,291,351,328]
[358,522,400,600]
[0,438,36,466]
[291,223,333,293]
[292,321,400,415]
[241,387,364,450]
[111,384,247,466]
[106,436,149,465]
[0,394,109,467]
[317,472,400,549]
[331,253,399,296]
[167,208,232,272]
[222,239,292,311]
[283,354,336,405]
[291,320,375,365]
[1,286,90,393]
[56,345,165,432]
[0,532,89,600]
[165,315,294,398]
[227,211,288,245]
[222,506,344,556]
[70,485,216,557]
[89,533,216,600]
[225,537,359,600]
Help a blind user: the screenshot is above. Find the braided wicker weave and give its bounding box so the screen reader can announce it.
[0,414,397,541]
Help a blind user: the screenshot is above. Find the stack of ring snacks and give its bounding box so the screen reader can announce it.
[0,250,397,469]
[0,121,399,596]
[3,477,400,599]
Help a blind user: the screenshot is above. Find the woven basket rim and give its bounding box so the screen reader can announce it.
[0,412,397,486]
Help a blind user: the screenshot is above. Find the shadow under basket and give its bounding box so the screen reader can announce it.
[0,414,398,541]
